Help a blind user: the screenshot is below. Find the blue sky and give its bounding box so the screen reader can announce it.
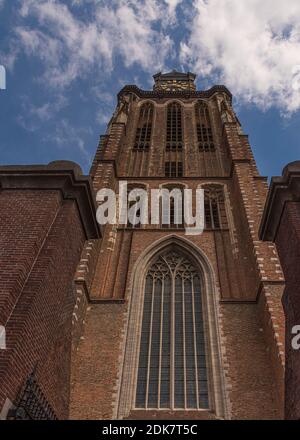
[0,0,300,177]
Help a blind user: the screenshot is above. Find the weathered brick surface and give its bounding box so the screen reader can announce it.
[71,230,284,419]
[0,164,100,420]
[70,82,285,420]
[0,191,85,418]
[259,162,300,420]
[70,303,128,420]
[275,203,300,419]
[0,77,286,420]
[220,303,281,419]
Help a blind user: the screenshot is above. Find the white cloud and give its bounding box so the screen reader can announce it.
[163,0,183,25]
[180,0,300,113]
[96,110,112,126]
[17,94,67,131]
[43,119,93,164]
[14,0,176,88]
[6,0,300,114]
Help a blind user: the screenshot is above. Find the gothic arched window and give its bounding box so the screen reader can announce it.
[126,183,147,229]
[166,102,183,151]
[196,102,215,152]
[134,103,153,150]
[135,250,209,410]
[203,185,228,230]
[160,184,184,229]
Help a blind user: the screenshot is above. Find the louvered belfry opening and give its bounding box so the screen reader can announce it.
[160,185,184,229]
[166,102,183,151]
[204,185,228,230]
[131,102,153,175]
[165,102,184,178]
[134,103,153,151]
[126,184,147,229]
[135,250,209,410]
[196,101,215,152]
[164,161,183,178]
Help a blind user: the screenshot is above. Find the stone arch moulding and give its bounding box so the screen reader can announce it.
[136,99,157,108]
[197,182,237,252]
[164,99,184,106]
[116,234,228,419]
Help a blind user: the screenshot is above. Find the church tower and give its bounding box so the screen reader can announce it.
[70,71,285,420]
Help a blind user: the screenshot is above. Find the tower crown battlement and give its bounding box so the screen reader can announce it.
[153,69,196,92]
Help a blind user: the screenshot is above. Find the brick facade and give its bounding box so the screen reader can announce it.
[0,161,100,420]
[69,72,285,420]
[260,161,300,419]
[0,72,287,420]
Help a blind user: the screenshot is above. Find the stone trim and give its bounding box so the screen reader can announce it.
[116,234,228,419]
[118,85,232,101]
[0,161,101,240]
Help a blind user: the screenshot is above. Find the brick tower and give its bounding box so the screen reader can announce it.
[70,71,285,420]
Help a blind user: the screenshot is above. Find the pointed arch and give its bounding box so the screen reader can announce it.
[166,102,183,151]
[165,102,184,178]
[201,183,228,230]
[126,182,148,229]
[134,102,154,150]
[117,235,228,419]
[195,101,215,152]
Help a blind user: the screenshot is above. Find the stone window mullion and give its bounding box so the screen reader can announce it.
[135,251,209,410]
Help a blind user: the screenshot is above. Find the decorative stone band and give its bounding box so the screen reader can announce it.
[118,85,232,102]
[259,161,300,241]
[0,161,101,240]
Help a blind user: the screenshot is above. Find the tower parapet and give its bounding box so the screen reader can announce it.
[153,70,196,92]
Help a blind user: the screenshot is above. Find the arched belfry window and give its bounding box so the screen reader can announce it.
[126,183,147,229]
[196,102,215,152]
[134,103,153,150]
[166,102,183,151]
[160,184,184,229]
[204,185,228,230]
[135,250,209,410]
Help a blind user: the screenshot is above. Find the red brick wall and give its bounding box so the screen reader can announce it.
[275,202,300,419]
[70,89,285,420]
[70,230,283,419]
[219,302,282,419]
[0,189,86,419]
[70,303,127,420]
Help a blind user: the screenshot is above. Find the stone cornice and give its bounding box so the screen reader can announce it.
[118,84,232,101]
[0,161,101,240]
[259,161,300,241]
